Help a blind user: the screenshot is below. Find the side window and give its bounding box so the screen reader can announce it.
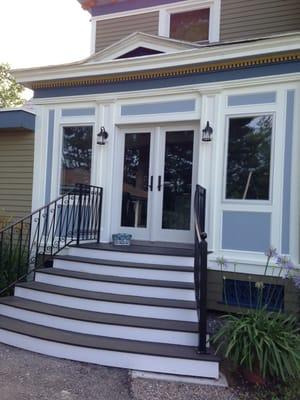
[60,126,93,194]
[169,8,210,43]
[225,115,273,201]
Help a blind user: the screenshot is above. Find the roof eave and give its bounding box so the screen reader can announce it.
[12,31,300,89]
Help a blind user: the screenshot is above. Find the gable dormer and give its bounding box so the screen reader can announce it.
[78,0,300,55]
[84,32,201,63]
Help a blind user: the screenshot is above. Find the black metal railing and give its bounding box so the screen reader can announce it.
[194,184,208,353]
[0,184,103,296]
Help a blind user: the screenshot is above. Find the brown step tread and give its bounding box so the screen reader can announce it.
[55,255,194,272]
[16,282,196,309]
[0,297,198,333]
[73,242,194,257]
[0,315,219,362]
[36,268,194,290]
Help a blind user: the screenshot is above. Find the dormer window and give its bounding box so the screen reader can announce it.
[170,8,210,43]
[159,0,220,43]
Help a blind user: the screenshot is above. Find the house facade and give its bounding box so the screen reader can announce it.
[14,0,300,272]
[0,0,299,379]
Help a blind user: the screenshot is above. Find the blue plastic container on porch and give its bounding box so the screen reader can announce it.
[112,233,132,246]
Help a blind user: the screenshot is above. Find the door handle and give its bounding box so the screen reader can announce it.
[148,176,153,191]
[158,175,162,191]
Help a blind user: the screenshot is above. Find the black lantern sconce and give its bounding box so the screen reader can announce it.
[97,126,109,145]
[202,121,213,142]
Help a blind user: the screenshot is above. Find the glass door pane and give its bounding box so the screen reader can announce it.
[162,131,194,230]
[121,132,151,228]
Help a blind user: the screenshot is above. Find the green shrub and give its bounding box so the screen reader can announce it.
[212,310,300,382]
[0,214,30,295]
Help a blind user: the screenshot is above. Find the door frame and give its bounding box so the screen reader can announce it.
[111,123,199,243]
[112,125,156,241]
[153,123,199,243]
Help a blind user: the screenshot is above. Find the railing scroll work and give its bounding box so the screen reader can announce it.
[0,184,103,295]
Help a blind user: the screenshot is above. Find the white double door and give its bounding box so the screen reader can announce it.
[112,124,198,243]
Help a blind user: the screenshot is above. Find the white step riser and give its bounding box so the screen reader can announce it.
[14,288,198,322]
[0,305,198,347]
[66,248,194,267]
[35,273,195,301]
[0,329,219,378]
[54,259,194,283]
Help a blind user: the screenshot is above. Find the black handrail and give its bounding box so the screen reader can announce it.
[194,184,208,353]
[0,184,103,296]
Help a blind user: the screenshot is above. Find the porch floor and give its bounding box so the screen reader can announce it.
[76,240,195,257]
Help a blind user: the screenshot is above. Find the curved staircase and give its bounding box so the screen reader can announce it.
[0,242,219,379]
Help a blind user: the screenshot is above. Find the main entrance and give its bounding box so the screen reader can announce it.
[112,125,199,243]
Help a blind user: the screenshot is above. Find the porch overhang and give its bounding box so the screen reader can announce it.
[11,32,300,92]
[0,110,36,132]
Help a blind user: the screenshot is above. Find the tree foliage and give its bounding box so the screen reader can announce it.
[0,63,24,108]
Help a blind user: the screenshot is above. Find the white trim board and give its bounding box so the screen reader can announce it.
[30,73,300,106]
[158,0,220,43]
[12,33,300,87]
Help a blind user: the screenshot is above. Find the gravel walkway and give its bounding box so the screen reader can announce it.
[0,342,242,400]
[0,343,132,400]
[131,377,240,400]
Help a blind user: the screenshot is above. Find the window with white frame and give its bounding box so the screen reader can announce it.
[60,126,93,194]
[225,115,273,201]
[159,1,220,43]
[170,8,210,42]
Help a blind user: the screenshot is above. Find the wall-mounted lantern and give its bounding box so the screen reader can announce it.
[97,126,109,145]
[202,121,213,142]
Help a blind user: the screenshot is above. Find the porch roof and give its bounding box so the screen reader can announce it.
[11,31,300,91]
[0,109,36,132]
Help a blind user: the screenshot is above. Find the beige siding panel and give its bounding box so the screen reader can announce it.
[221,0,300,41]
[95,12,159,52]
[0,131,34,222]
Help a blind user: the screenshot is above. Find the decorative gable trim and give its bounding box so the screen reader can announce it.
[86,32,200,63]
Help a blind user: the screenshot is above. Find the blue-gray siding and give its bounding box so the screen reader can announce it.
[61,108,96,117]
[0,110,35,131]
[121,99,196,116]
[227,92,276,107]
[222,211,271,252]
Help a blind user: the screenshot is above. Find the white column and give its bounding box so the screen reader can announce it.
[289,84,300,264]
[96,102,116,242]
[31,106,49,210]
[197,93,221,251]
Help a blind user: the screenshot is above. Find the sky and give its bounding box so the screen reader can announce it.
[0,0,91,69]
